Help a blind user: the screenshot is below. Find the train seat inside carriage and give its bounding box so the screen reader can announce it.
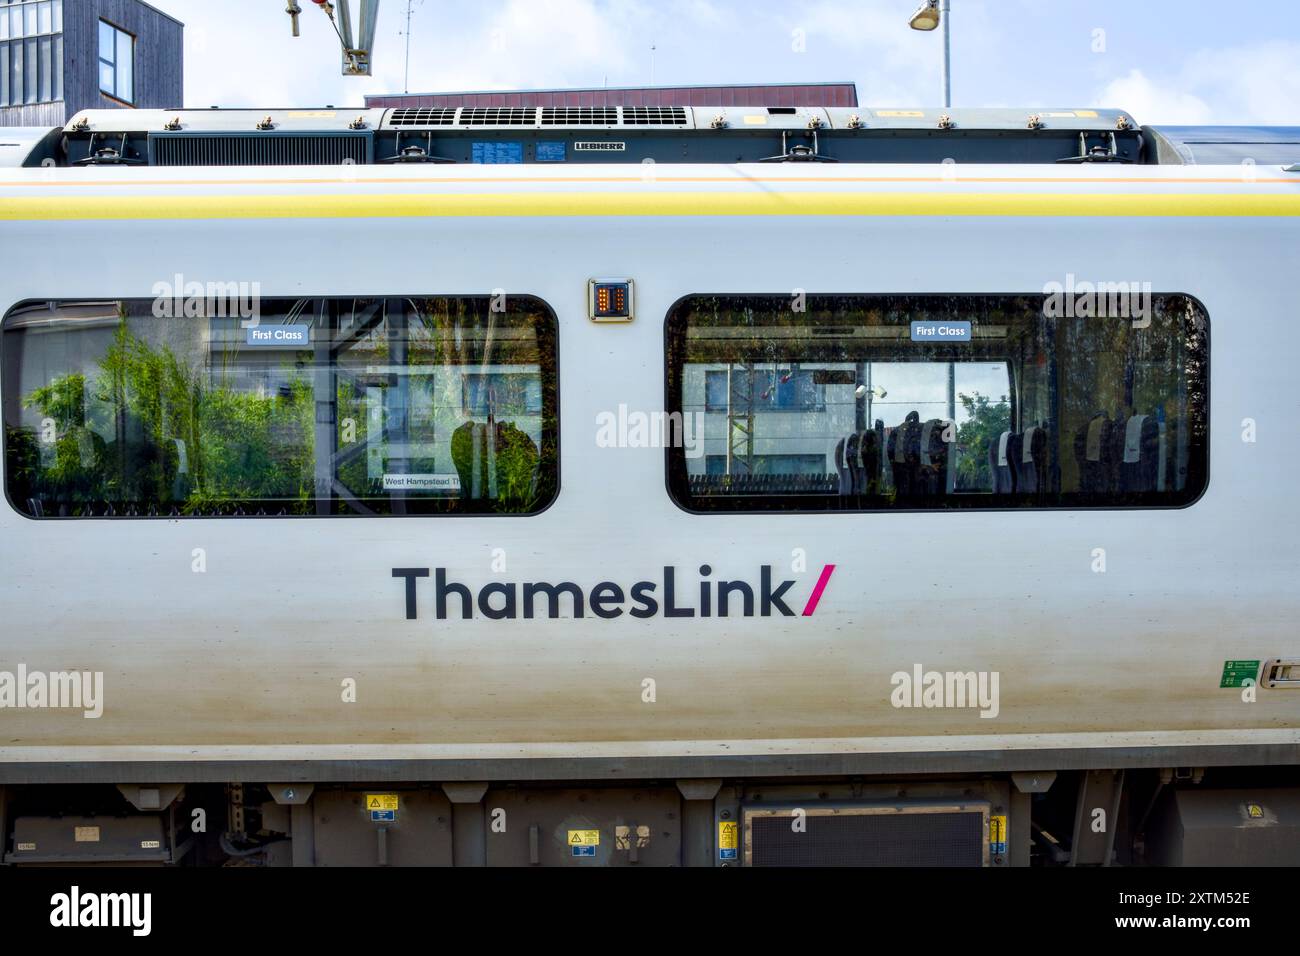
[670,294,1206,511]
[1072,411,1169,495]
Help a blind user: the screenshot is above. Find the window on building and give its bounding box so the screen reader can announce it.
[98,18,133,103]
[3,296,559,518]
[0,1,62,107]
[667,294,1208,512]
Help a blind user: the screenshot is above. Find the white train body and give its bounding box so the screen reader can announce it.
[0,107,1297,864]
[0,161,1295,775]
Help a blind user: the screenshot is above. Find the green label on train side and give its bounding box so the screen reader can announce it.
[1219,661,1260,688]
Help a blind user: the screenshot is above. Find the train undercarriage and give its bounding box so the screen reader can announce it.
[4,766,1298,866]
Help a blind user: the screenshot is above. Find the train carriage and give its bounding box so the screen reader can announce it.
[0,105,1297,866]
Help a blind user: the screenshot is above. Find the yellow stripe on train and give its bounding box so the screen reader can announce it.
[1,191,1299,221]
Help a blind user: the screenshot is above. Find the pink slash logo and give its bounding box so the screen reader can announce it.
[801,564,836,616]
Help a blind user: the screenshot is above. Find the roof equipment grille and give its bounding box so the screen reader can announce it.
[388,108,457,126]
[151,134,369,167]
[458,107,537,126]
[540,107,618,125]
[621,106,689,125]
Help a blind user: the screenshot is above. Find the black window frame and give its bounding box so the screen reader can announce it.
[665,292,1210,514]
[1,294,561,520]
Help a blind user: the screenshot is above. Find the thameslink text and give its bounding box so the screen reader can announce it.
[391,564,836,620]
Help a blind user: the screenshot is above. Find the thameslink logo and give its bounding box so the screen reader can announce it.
[0,665,103,718]
[392,564,836,621]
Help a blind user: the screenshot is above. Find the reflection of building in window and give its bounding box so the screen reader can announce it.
[706,454,825,476]
[98,18,133,103]
[462,372,542,416]
[3,297,558,518]
[704,367,825,412]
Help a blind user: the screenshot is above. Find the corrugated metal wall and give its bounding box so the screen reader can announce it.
[0,100,62,125]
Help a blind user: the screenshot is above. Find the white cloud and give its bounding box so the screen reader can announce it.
[148,1,1300,123]
[1095,69,1213,125]
[1095,41,1300,125]
[1182,41,1300,124]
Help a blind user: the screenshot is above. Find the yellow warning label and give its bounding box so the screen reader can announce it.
[1075,110,1099,118]
[74,826,101,843]
[990,815,1007,843]
[1247,804,1264,819]
[718,821,738,850]
[366,793,399,811]
[876,110,924,117]
[743,115,767,125]
[568,829,600,846]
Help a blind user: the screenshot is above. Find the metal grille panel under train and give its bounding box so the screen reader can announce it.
[746,807,986,866]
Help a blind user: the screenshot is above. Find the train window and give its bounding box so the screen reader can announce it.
[2,296,558,517]
[666,294,1207,512]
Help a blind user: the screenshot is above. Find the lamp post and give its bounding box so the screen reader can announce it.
[909,0,951,109]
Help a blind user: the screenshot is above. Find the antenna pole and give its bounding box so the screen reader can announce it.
[404,0,413,93]
[941,0,951,108]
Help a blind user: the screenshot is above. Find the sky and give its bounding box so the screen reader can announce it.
[153,0,1300,125]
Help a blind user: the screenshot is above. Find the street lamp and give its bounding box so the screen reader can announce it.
[909,0,951,108]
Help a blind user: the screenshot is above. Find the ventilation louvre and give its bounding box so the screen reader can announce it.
[388,108,457,126]
[151,134,369,167]
[540,107,618,125]
[621,106,689,126]
[458,108,538,126]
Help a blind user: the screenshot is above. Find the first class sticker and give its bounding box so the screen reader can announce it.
[910,320,972,342]
[246,325,310,347]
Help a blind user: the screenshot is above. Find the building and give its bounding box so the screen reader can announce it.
[366,81,858,111]
[0,0,182,126]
